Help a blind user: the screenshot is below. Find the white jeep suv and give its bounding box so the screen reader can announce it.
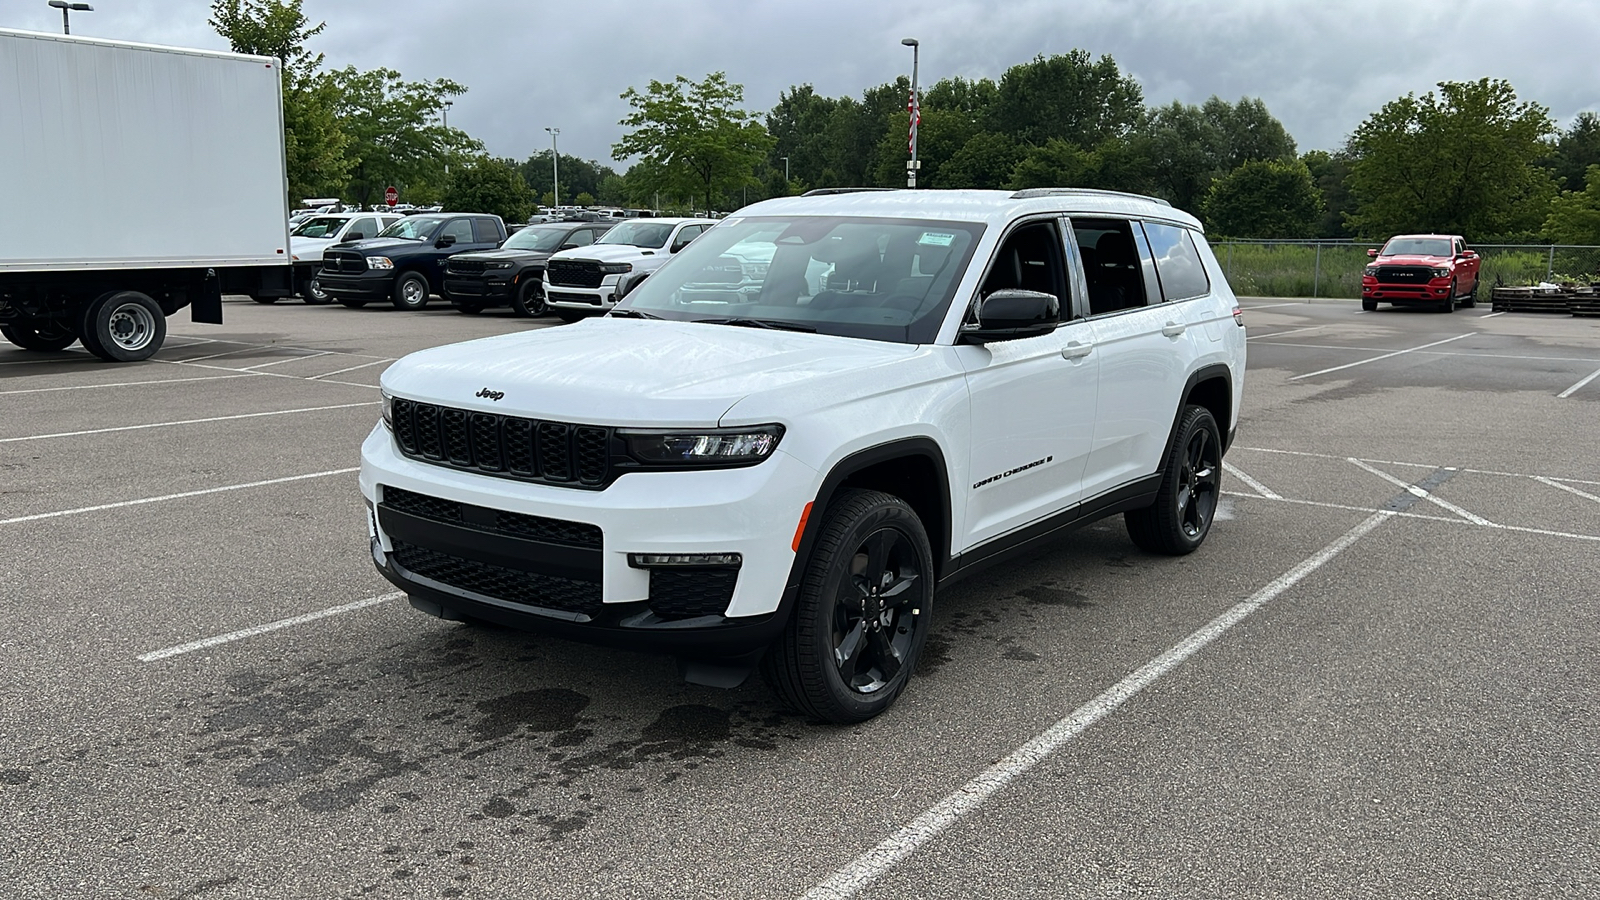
[541,217,716,321]
[361,189,1246,723]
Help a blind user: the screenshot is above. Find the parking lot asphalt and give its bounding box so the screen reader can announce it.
[2,297,1597,899]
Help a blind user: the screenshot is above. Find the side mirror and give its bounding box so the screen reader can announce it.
[346,232,364,241]
[560,243,578,250]
[436,234,457,249]
[617,270,651,300]
[1367,248,1378,258]
[959,289,1060,344]
[1460,250,1477,259]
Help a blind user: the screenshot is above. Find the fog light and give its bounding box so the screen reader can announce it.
[629,552,742,568]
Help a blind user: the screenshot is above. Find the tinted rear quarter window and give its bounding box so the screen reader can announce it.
[1142,221,1210,302]
[472,218,501,243]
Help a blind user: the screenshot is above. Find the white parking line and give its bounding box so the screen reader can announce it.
[1222,491,1600,544]
[1289,333,1475,381]
[0,467,357,526]
[1557,365,1600,399]
[0,402,375,443]
[1533,476,1600,505]
[171,345,272,363]
[1236,446,1600,487]
[1246,325,1324,341]
[1479,311,1506,318]
[137,592,402,662]
[239,350,334,370]
[1345,458,1495,526]
[1222,461,1281,499]
[0,373,259,396]
[802,512,1393,900]
[1239,302,1307,310]
[308,358,394,379]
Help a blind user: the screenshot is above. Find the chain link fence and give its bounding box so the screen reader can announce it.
[1213,241,1600,299]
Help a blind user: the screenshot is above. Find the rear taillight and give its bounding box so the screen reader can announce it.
[1232,306,1244,327]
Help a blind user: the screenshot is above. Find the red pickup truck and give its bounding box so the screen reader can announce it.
[1362,234,1480,313]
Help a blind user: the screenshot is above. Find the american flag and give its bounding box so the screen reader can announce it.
[907,88,920,155]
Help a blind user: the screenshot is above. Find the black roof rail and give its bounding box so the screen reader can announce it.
[800,187,896,197]
[1009,187,1172,207]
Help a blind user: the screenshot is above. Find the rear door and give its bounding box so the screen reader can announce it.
[1078,218,1193,501]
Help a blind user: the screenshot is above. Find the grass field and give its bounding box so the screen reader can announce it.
[1214,242,1600,298]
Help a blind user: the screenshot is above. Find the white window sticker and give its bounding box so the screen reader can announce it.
[918,232,955,247]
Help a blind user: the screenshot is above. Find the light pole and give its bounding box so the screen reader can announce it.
[902,37,920,188]
[781,156,790,183]
[545,126,561,209]
[441,100,453,175]
[48,0,93,34]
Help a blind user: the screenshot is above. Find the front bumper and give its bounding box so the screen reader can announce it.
[443,274,518,303]
[1362,279,1452,302]
[359,424,818,655]
[545,276,620,311]
[318,270,395,300]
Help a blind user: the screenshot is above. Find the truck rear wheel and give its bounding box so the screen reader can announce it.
[1,321,78,352]
[81,290,165,362]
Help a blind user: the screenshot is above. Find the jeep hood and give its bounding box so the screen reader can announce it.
[380,318,921,427]
[451,248,548,263]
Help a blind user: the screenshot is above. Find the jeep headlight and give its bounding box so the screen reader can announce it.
[486,261,514,270]
[1432,267,1450,278]
[620,425,784,466]
[367,256,395,269]
[597,262,633,275]
[380,390,394,430]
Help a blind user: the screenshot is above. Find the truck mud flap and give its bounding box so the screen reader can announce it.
[192,270,224,324]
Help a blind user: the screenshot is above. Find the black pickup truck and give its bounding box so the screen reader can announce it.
[317,213,506,310]
[442,220,614,316]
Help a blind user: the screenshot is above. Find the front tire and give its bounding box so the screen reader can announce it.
[554,309,586,324]
[1125,405,1222,556]
[80,290,165,362]
[511,279,547,318]
[762,490,935,724]
[1439,281,1457,313]
[454,302,484,315]
[392,272,430,310]
[302,275,332,305]
[339,298,368,309]
[0,321,78,352]
[1361,298,1378,312]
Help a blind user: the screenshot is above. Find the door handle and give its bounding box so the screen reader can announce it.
[1061,341,1094,359]
[1161,321,1186,338]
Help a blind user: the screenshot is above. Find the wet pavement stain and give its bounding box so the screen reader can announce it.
[0,769,31,785]
[1019,585,1095,607]
[1002,645,1041,661]
[916,635,953,676]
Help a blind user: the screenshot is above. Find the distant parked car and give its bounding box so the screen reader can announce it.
[542,217,716,321]
[286,212,403,304]
[442,221,614,317]
[1363,234,1480,312]
[316,213,507,310]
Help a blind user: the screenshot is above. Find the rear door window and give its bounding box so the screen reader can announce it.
[1141,221,1211,302]
[471,218,500,243]
[1073,219,1149,315]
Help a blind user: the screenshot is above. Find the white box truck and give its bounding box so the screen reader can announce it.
[0,27,292,361]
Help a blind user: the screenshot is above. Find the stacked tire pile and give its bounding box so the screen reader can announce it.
[1491,284,1600,317]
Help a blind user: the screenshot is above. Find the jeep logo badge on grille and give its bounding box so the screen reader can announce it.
[475,388,505,401]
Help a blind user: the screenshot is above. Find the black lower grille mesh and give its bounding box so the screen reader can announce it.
[393,540,603,617]
[648,568,739,620]
[390,397,615,488]
[381,486,601,549]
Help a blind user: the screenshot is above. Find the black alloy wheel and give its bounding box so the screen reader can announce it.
[1126,405,1222,555]
[1,321,78,352]
[763,489,935,723]
[1440,280,1457,313]
[511,278,547,317]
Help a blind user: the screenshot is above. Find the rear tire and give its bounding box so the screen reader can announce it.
[0,321,78,352]
[1125,405,1222,556]
[511,279,547,318]
[554,309,586,324]
[1460,281,1478,308]
[80,290,165,362]
[339,298,368,309]
[761,489,934,724]
[392,272,430,310]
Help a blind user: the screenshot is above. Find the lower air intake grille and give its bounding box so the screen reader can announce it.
[647,568,739,620]
[380,486,601,549]
[393,540,603,617]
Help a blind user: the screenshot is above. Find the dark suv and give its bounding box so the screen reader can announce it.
[442,221,613,317]
[318,214,507,310]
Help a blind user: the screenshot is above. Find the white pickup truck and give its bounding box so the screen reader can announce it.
[541,218,716,322]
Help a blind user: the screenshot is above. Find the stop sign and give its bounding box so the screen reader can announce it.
[384,186,398,207]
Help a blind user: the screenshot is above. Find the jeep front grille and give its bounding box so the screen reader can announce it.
[390,397,615,488]
[546,259,605,288]
[447,259,488,275]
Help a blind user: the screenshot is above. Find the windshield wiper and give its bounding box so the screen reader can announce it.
[696,317,816,333]
[608,308,662,319]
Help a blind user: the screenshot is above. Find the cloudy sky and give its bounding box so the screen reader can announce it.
[10,0,1598,166]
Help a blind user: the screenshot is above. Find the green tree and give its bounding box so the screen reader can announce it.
[989,51,1144,147]
[518,151,617,204]
[939,132,1024,189]
[1202,159,1322,238]
[767,85,845,190]
[332,67,477,206]
[442,156,532,222]
[613,73,774,213]
[1139,97,1295,213]
[209,0,351,203]
[1205,96,1297,170]
[1542,164,1600,244]
[1546,111,1600,191]
[1345,79,1556,239]
[1301,149,1357,238]
[1007,138,1151,194]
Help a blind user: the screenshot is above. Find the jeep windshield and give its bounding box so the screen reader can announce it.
[596,221,675,249]
[377,217,443,241]
[1381,237,1452,257]
[613,216,984,344]
[502,225,573,252]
